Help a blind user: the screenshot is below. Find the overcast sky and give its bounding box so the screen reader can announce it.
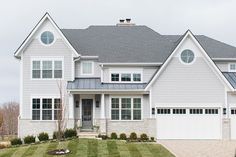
[0,0,236,104]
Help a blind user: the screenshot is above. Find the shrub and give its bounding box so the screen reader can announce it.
[38,132,49,141]
[140,133,148,141]
[110,132,117,139]
[119,133,127,140]
[24,135,35,144]
[150,137,155,141]
[53,131,64,139]
[64,129,77,138]
[98,134,108,140]
[129,132,137,140]
[10,138,22,146]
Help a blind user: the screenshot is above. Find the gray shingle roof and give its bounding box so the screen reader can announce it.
[61,26,236,63]
[67,78,147,90]
[223,72,236,89]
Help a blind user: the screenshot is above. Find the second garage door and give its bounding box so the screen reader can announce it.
[156,108,222,139]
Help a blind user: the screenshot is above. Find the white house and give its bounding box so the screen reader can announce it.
[14,13,236,140]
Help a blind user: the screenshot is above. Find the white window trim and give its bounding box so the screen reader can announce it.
[30,95,60,121]
[31,57,64,80]
[39,30,56,47]
[179,49,196,65]
[109,95,143,121]
[80,61,94,76]
[228,63,236,72]
[109,70,143,83]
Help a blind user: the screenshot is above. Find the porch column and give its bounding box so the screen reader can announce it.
[68,93,74,119]
[100,93,105,119]
[100,93,106,135]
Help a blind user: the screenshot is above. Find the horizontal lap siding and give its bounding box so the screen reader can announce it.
[22,39,73,119]
[151,57,225,106]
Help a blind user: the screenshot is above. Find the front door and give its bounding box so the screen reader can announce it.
[82,99,93,129]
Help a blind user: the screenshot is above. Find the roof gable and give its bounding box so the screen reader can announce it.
[14,13,79,58]
[145,30,234,91]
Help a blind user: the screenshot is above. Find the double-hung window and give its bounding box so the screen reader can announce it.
[111,72,142,82]
[133,73,141,82]
[32,59,63,79]
[133,98,141,120]
[32,61,41,78]
[32,98,40,120]
[121,98,131,120]
[121,74,131,82]
[81,61,93,75]
[229,63,236,72]
[42,99,52,120]
[111,98,119,120]
[111,73,119,82]
[42,61,53,78]
[111,97,142,120]
[54,61,62,78]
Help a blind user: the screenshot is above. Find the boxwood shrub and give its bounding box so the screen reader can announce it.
[24,135,35,144]
[129,132,137,140]
[140,133,148,141]
[38,132,49,141]
[10,138,22,145]
[119,133,127,140]
[110,132,117,139]
[64,129,77,138]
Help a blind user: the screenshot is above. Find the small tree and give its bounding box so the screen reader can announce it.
[0,111,3,140]
[55,80,68,141]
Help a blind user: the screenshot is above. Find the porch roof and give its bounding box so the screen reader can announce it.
[223,72,236,89]
[67,78,147,90]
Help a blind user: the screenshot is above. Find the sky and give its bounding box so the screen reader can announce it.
[0,0,236,104]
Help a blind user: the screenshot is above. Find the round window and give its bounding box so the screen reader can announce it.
[180,49,195,64]
[40,31,54,45]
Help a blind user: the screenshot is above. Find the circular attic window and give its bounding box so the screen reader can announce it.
[180,49,195,64]
[41,31,54,45]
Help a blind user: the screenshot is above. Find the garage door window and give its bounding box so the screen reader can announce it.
[157,108,171,114]
[190,109,203,114]
[173,109,186,114]
[205,109,218,114]
[231,109,236,114]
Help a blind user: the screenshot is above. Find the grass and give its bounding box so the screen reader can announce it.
[0,139,175,157]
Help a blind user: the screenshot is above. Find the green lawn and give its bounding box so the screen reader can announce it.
[0,139,174,157]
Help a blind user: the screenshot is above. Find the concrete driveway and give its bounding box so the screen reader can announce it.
[158,140,236,157]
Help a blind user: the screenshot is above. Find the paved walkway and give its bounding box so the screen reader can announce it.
[158,140,236,157]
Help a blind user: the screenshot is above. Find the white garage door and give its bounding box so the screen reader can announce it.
[156,108,221,139]
[230,107,236,139]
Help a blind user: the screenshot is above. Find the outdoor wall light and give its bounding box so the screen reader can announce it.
[75,101,79,108]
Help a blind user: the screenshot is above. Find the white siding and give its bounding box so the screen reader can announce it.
[22,38,73,119]
[215,62,228,72]
[151,36,225,106]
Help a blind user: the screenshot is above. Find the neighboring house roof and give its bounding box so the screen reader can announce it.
[61,26,236,63]
[67,78,147,90]
[223,72,236,89]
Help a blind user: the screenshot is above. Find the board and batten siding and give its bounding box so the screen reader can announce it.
[150,36,226,107]
[21,39,74,119]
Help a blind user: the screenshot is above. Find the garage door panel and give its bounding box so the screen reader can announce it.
[156,108,221,139]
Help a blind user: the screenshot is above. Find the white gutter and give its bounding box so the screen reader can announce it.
[99,62,162,66]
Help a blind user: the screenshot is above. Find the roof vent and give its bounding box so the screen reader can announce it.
[117,18,135,26]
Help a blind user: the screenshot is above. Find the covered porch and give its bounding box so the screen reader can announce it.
[67,78,148,135]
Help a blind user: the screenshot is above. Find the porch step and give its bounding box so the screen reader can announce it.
[78,132,99,139]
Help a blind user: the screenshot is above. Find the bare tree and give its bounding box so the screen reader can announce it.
[0,109,3,140]
[56,80,67,141]
[1,102,19,135]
